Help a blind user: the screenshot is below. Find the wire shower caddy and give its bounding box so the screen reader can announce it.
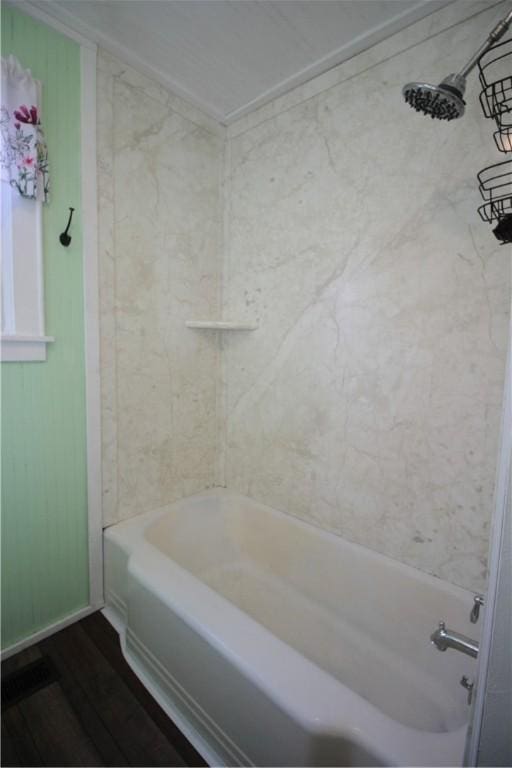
[476,36,512,242]
[477,159,512,243]
[478,37,512,153]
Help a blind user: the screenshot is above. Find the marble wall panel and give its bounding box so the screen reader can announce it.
[222,1,510,592]
[98,51,224,524]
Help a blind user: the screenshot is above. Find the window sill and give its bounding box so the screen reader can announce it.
[1,335,55,362]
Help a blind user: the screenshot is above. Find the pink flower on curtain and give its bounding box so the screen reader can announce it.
[13,105,39,125]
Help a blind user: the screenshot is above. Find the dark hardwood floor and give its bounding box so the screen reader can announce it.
[1,612,207,767]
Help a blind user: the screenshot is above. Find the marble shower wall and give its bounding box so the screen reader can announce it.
[97,1,509,592]
[222,0,510,593]
[98,51,224,525]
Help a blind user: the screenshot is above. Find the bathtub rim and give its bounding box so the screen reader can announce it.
[104,488,477,606]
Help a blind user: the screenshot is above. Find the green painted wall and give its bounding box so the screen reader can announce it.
[1,6,89,649]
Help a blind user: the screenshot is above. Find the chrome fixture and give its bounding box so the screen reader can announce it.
[430,621,479,658]
[460,675,475,705]
[403,7,512,120]
[470,594,484,624]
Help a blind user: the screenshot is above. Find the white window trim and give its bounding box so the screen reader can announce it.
[1,120,53,362]
[80,42,104,611]
[1,334,55,361]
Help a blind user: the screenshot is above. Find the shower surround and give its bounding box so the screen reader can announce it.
[98,0,510,594]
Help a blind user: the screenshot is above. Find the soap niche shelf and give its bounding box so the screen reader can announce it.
[185,320,258,331]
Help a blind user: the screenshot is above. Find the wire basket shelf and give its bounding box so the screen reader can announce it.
[479,74,512,119]
[493,123,512,153]
[477,159,512,243]
[478,38,512,153]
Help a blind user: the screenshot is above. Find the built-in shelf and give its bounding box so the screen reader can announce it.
[185,321,258,331]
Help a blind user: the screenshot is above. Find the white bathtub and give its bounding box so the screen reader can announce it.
[104,490,479,767]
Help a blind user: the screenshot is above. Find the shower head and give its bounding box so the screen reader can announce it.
[402,74,466,121]
[402,7,512,121]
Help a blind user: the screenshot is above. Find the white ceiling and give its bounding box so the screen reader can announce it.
[24,0,450,124]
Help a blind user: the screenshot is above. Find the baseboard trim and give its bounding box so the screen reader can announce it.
[1,603,103,660]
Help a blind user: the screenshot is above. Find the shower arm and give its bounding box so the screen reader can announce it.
[457,7,512,80]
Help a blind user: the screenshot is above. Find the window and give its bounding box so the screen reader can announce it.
[1,55,52,362]
[1,185,53,361]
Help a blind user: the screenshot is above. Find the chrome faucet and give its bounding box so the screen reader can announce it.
[430,621,479,658]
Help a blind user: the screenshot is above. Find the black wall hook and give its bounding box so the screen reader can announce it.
[59,207,75,247]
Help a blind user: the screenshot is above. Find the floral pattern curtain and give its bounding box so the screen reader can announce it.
[1,55,49,202]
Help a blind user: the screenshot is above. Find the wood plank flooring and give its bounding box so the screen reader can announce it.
[1,612,207,767]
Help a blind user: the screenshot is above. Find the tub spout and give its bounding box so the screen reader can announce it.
[430,621,479,658]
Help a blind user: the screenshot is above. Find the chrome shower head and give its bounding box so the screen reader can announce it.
[402,74,466,120]
[402,8,512,121]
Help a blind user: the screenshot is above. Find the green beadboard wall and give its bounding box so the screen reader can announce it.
[1,6,89,649]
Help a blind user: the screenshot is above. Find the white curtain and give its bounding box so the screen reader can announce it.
[0,54,49,202]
